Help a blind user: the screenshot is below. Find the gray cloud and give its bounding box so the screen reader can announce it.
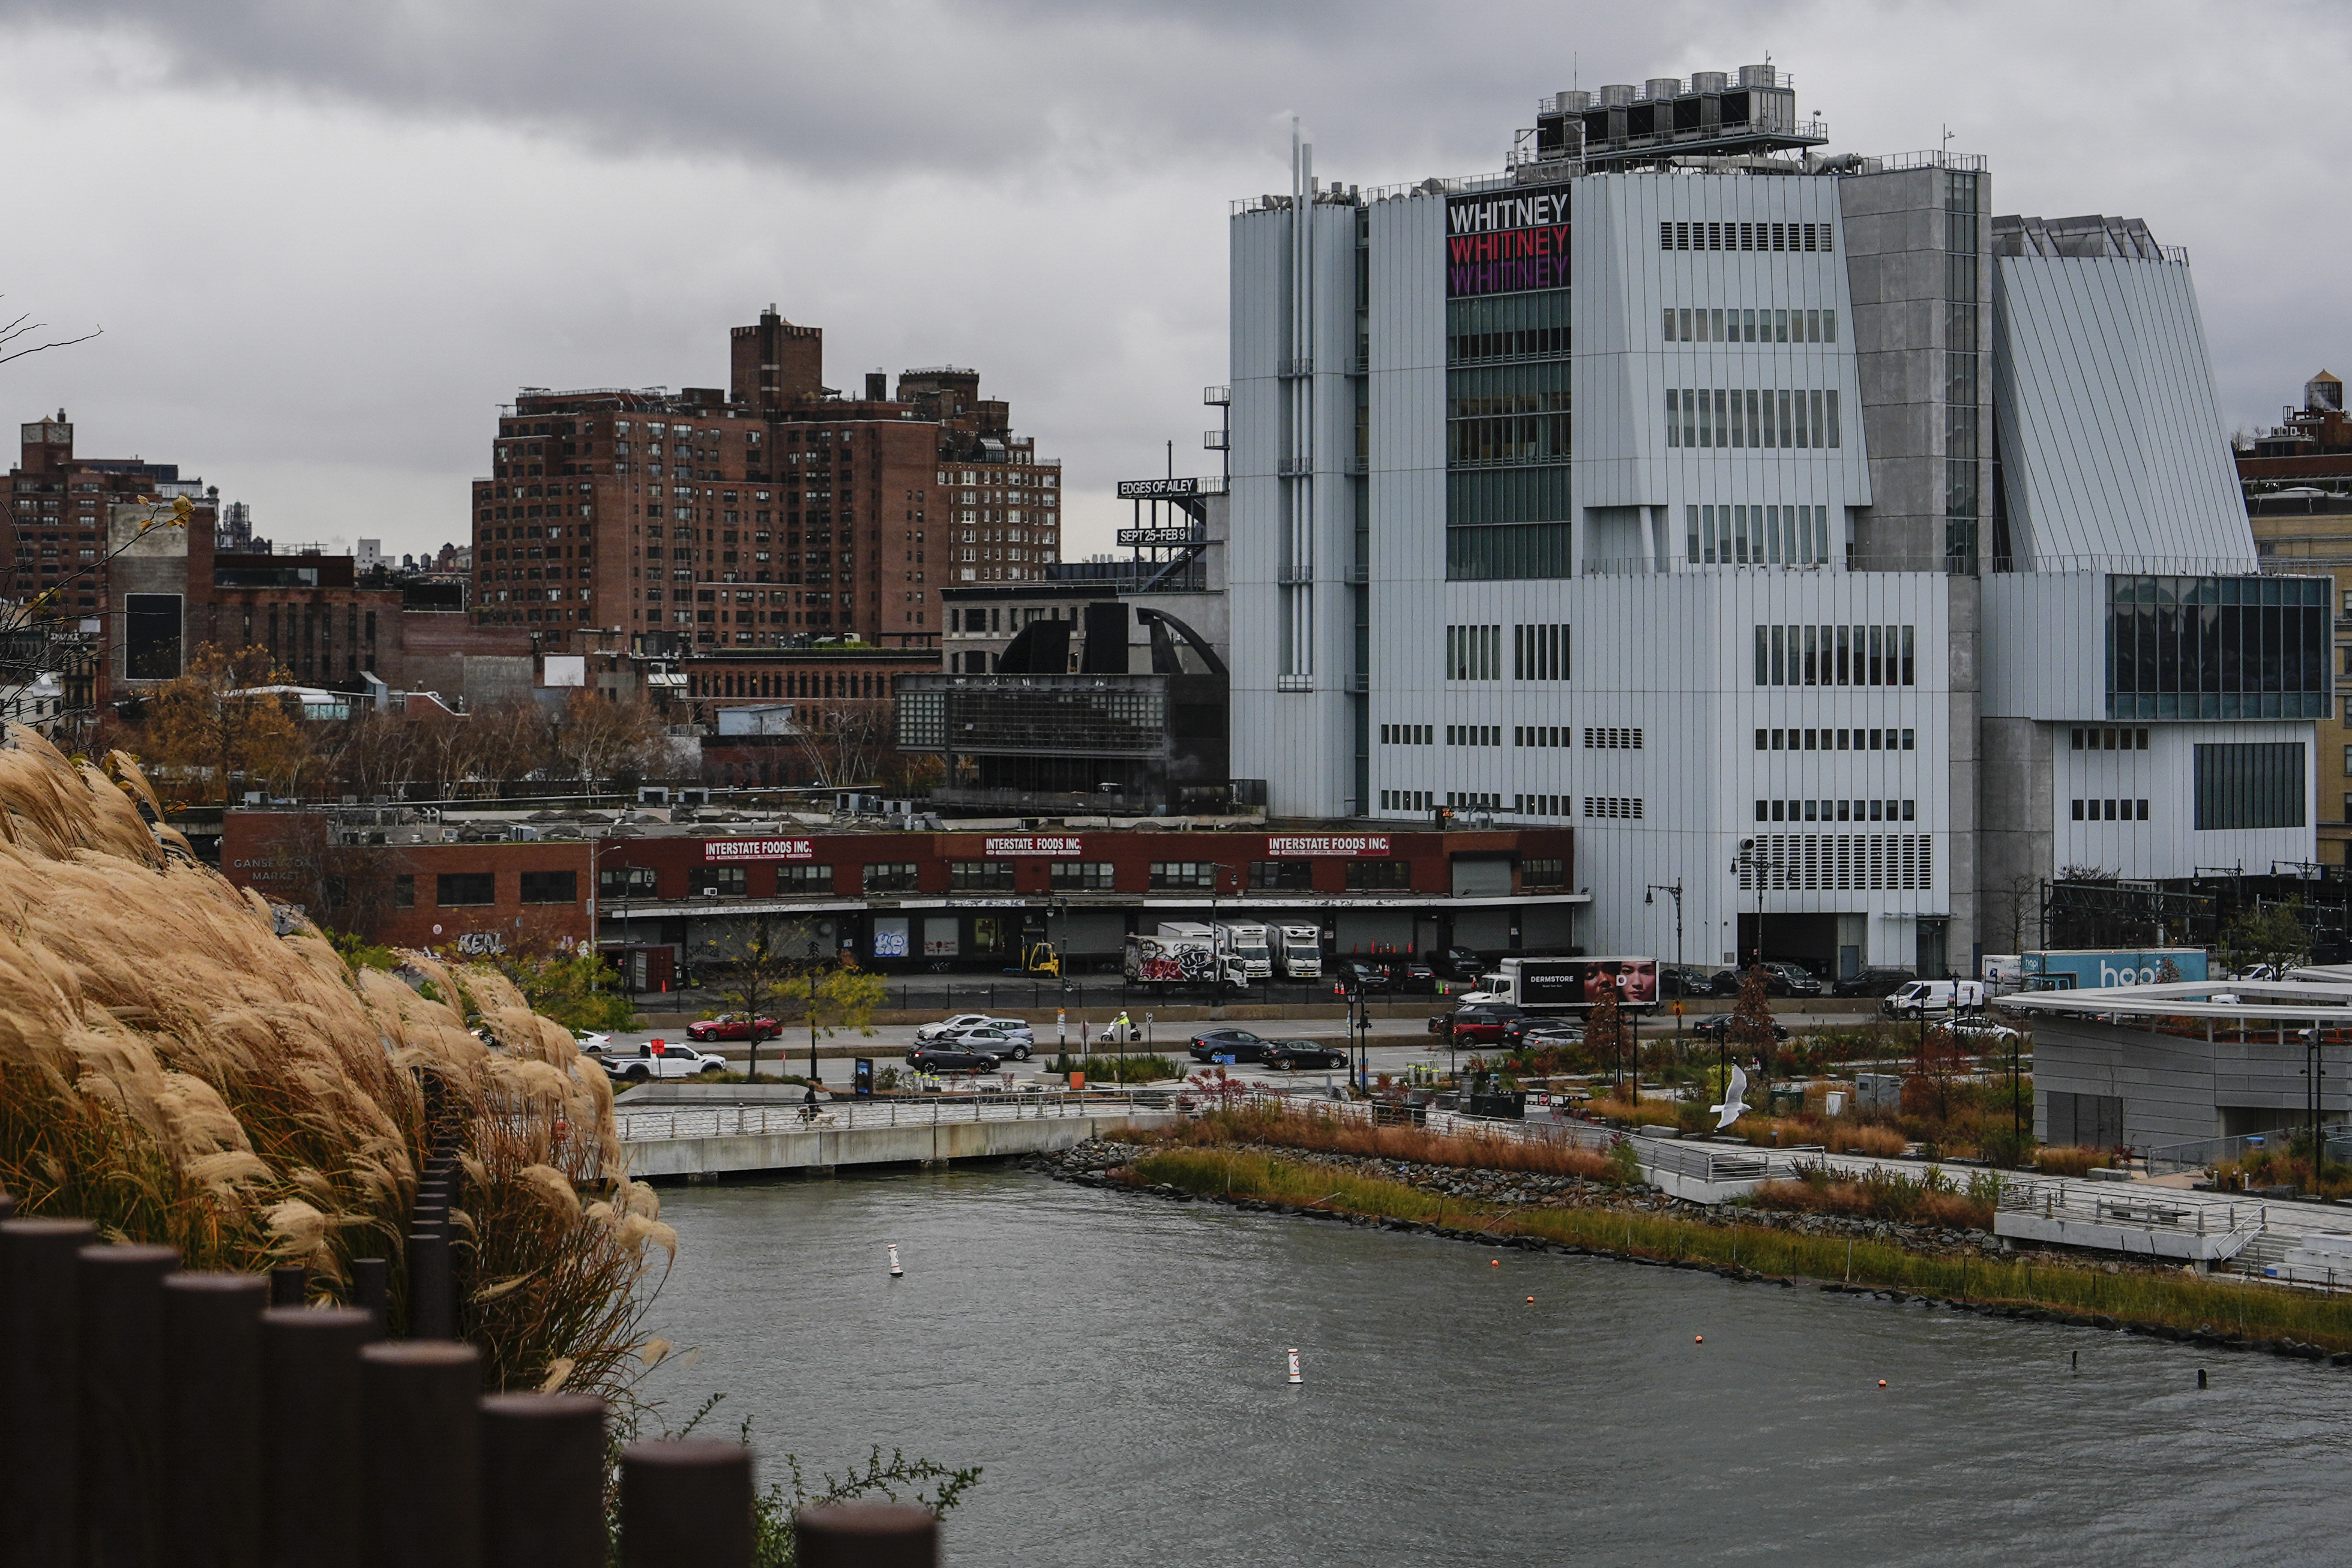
[0,1,2345,562]
[4,0,1714,181]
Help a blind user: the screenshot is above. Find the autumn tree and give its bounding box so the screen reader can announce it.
[1727,964,1779,1101]
[1588,986,1626,1094]
[137,643,312,805]
[778,949,889,1083]
[696,914,817,1080]
[2222,901,2309,977]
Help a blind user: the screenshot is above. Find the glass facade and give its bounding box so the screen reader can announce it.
[2192,743,2306,831]
[2105,574,2329,719]
[1445,289,1572,580]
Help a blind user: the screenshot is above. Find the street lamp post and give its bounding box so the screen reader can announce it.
[1646,880,1685,1039]
[805,940,823,1087]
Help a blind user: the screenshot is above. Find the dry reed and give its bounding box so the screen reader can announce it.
[1164,1103,1622,1183]
[0,724,667,1393]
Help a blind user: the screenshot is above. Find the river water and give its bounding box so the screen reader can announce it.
[639,1168,2349,1566]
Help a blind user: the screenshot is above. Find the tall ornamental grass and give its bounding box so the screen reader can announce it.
[0,725,669,1394]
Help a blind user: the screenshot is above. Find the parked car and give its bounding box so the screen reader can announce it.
[1707,968,1744,995]
[905,1042,1002,1072]
[1430,1004,1532,1045]
[1832,966,1918,999]
[687,1012,781,1042]
[915,1012,1029,1043]
[602,1043,730,1083]
[1188,1028,1270,1063]
[1394,961,1440,994]
[571,1029,614,1055]
[1943,1015,2023,1047]
[943,1026,1034,1062]
[1330,961,1392,993]
[1260,1039,1349,1071]
[1758,962,1826,998]
[936,1017,1035,1043]
[1658,964,1720,1000]
[1435,946,1486,980]
[1689,1015,1791,1045]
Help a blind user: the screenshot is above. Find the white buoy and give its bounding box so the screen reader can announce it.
[888,1244,903,1278]
[1286,1347,1302,1385]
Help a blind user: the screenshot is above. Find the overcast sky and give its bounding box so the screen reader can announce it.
[1,1,2344,562]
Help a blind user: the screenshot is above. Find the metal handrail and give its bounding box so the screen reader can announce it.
[1996,1178,2264,1239]
[615,1089,1169,1142]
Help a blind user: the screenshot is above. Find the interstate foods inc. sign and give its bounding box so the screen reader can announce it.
[1264,835,1391,857]
[1446,190,1569,298]
[702,838,816,861]
[982,835,1084,857]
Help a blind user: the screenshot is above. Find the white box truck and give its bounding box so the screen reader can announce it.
[1131,924,1248,987]
[1475,956,1661,1013]
[1215,921,1274,981]
[1274,924,1322,979]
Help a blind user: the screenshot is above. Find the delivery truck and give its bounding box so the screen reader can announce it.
[1125,926,1248,988]
[1272,924,1323,979]
[1473,956,1660,1013]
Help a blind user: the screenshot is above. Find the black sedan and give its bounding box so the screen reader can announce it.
[905,1043,1003,1072]
[1188,1029,1270,1063]
[1688,1015,1791,1044]
[1260,1039,1349,1071]
[1329,961,1392,993]
[1832,966,1917,999]
[1658,964,1720,999]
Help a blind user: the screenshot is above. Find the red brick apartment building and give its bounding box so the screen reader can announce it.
[5,413,525,710]
[469,308,1062,652]
[220,815,1581,980]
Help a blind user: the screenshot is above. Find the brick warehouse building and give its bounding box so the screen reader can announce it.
[220,813,1580,982]
[468,307,1062,653]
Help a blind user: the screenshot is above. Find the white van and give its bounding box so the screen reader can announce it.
[1881,979,1988,1018]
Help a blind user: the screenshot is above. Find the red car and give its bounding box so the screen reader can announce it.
[686,1012,781,1042]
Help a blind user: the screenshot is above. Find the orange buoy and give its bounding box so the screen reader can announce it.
[1695,1335,1704,1344]
[1525,1296,1535,1303]
[1490,1259,1500,1267]
[1877,1379,1887,1388]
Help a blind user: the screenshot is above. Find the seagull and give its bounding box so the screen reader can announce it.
[1711,1064,1749,1130]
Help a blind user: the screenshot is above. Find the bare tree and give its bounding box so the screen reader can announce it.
[0,301,102,369]
[794,698,894,789]
[323,707,427,801]
[547,689,667,799]
[473,700,550,797]
[1989,872,2041,954]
